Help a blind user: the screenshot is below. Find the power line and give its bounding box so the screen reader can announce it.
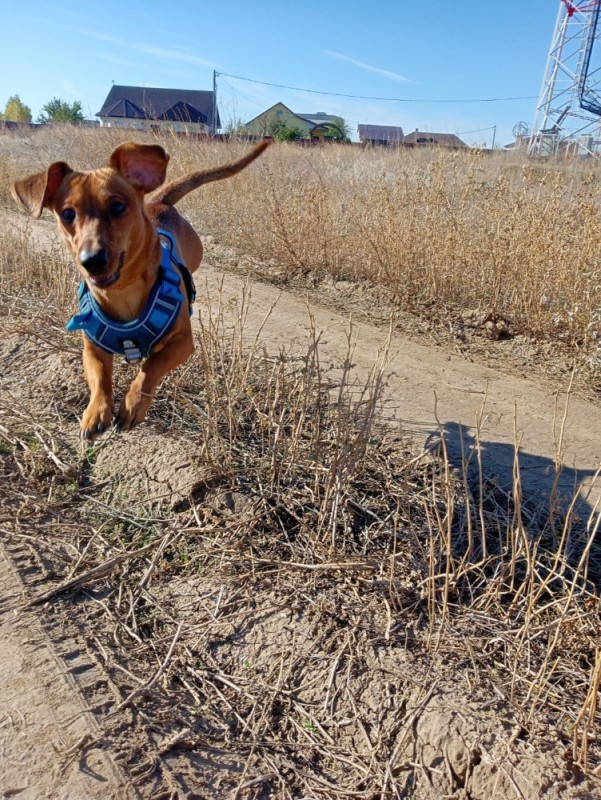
[457,125,496,134]
[216,71,537,104]
[219,77,266,110]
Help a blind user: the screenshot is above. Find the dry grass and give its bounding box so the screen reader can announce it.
[1,127,600,796]
[3,125,600,350]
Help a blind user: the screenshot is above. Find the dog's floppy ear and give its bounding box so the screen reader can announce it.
[12,162,72,219]
[108,142,169,193]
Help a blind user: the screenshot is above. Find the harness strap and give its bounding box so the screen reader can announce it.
[157,229,196,313]
[66,229,195,363]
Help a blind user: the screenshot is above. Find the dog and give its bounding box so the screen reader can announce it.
[12,139,270,439]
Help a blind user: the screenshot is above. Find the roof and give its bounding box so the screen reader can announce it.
[403,130,467,148]
[296,112,341,126]
[358,124,404,142]
[245,102,291,127]
[96,85,220,127]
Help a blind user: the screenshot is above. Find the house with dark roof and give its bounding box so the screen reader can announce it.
[403,129,467,149]
[96,85,220,134]
[244,103,345,140]
[358,124,404,146]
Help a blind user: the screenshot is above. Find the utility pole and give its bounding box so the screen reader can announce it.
[212,70,218,136]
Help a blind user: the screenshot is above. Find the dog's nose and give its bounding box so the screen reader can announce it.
[79,248,109,275]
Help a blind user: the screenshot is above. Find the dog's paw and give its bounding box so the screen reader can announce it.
[81,400,113,440]
[116,388,152,432]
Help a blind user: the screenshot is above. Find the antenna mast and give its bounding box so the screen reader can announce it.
[529,1,601,156]
[212,70,218,135]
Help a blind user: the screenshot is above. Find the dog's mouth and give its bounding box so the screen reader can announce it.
[90,269,120,288]
[87,252,125,288]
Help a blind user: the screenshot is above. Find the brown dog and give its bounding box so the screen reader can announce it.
[12,139,269,439]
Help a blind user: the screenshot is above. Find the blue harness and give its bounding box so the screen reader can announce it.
[66,229,195,363]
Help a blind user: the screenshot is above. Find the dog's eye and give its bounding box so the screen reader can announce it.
[109,201,126,216]
[61,208,76,224]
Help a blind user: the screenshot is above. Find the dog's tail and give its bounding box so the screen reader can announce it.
[151,140,270,207]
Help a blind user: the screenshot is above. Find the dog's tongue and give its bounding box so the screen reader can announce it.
[92,272,117,286]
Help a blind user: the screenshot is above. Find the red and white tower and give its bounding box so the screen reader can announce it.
[530,1,601,156]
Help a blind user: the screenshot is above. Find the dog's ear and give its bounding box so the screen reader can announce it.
[11,162,72,219]
[108,142,169,193]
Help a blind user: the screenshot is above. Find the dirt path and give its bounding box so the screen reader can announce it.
[198,262,601,513]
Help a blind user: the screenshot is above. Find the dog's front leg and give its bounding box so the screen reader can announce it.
[117,331,194,431]
[81,338,114,439]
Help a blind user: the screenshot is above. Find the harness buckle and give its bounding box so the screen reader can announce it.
[122,339,143,363]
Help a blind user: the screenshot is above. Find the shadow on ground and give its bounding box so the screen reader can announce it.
[427,421,601,586]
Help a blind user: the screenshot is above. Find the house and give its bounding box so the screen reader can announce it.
[358,124,404,146]
[403,129,467,149]
[96,85,220,134]
[245,102,344,140]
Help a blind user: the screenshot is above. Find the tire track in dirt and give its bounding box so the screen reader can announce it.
[0,531,198,799]
[0,541,130,799]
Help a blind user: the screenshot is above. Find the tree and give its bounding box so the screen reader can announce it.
[1,95,32,123]
[224,117,248,137]
[270,119,304,141]
[324,119,351,143]
[37,98,84,124]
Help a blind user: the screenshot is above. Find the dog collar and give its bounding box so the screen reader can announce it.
[66,229,195,363]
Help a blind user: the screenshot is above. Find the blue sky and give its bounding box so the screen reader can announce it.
[2,0,556,146]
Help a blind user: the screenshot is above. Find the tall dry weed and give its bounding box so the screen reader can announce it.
[3,126,601,347]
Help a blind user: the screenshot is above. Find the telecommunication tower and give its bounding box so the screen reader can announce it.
[529,1,601,156]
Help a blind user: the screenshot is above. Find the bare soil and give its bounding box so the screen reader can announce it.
[1,217,600,798]
[197,242,601,508]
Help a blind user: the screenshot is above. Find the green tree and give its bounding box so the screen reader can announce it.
[1,95,32,123]
[270,119,304,141]
[37,98,84,124]
[224,117,248,137]
[324,119,351,143]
